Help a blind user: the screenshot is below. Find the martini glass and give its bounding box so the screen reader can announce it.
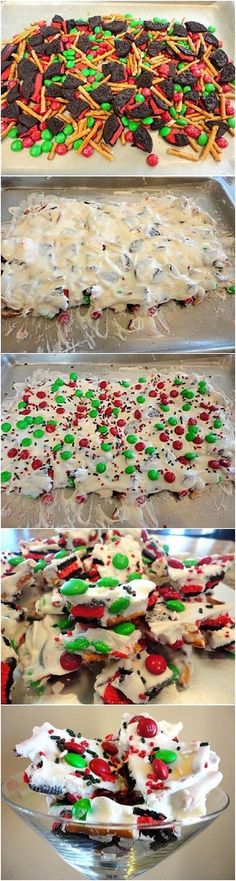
[2,773,229,880]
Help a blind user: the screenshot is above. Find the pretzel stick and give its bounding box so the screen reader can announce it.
[200,124,218,160]
[16,101,42,120]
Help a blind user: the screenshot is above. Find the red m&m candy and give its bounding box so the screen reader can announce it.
[137,717,158,738]
[152,758,169,780]
[145,654,167,675]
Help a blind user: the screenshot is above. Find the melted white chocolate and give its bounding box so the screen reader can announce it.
[1,192,230,318]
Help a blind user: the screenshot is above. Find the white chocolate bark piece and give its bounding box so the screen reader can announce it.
[204,625,235,651]
[2,192,230,318]
[1,370,234,500]
[1,556,36,602]
[118,714,222,819]
[83,534,144,583]
[62,622,141,660]
[1,602,29,651]
[94,650,173,704]
[146,598,234,647]
[60,578,156,625]
[18,615,76,685]
[43,550,85,586]
[165,554,235,596]
[36,589,67,616]
[15,722,123,799]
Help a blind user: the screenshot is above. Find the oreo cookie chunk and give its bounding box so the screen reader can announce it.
[67,98,89,118]
[112,88,134,114]
[104,19,127,35]
[1,41,15,65]
[172,24,187,37]
[148,40,167,57]
[92,84,113,105]
[77,35,91,54]
[41,26,58,38]
[43,61,62,80]
[19,112,37,129]
[186,90,201,105]
[2,101,20,118]
[1,658,16,704]
[115,39,130,57]
[127,101,151,119]
[63,75,82,91]
[27,33,44,47]
[65,19,76,32]
[174,133,189,147]
[202,93,218,113]
[211,48,228,69]
[21,79,35,100]
[102,61,126,82]
[18,58,37,80]
[160,79,174,100]
[144,20,168,31]
[38,39,61,57]
[136,70,154,88]
[174,70,197,87]
[88,15,102,29]
[185,21,207,33]
[219,62,235,83]
[103,113,123,145]
[47,116,65,135]
[6,84,20,102]
[150,118,164,131]
[45,83,63,98]
[204,31,219,48]
[133,124,153,153]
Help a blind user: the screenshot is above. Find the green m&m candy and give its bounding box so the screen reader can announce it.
[11,139,23,152]
[205,433,217,443]
[64,753,87,769]
[92,641,111,654]
[64,434,74,444]
[67,637,90,651]
[60,579,88,596]
[123,450,134,459]
[72,798,91,819]
[145,446,156,455]
[154,749,177,763]
[148,469,160,481]
[113,621,135,635]
[127,572,141,582]
[60,450,72,460]
[8,555,25,566]
[166,599,185,612]
[184,559,197,567]
[1,471,12,483]
[97,577,119,587]
[34,560,47,572]
[125,465,136,474]
[96,462,106,474]
[112,553,129,570]
[2,422,12,432]
[127,434,137,444]
[109,596,130,614]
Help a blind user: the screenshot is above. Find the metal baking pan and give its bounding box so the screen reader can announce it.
[1,529,235,705]
[1,352,235,529]
[1,176,235,354]
[1,0,235,177]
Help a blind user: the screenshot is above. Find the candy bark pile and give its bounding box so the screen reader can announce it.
[14,712,223,836]
[1,530,234,704]
[1,369,234,502]
[2,191,232,320]
[1,14,235,164]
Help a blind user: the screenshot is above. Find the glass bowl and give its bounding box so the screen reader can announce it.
[2,773,229,880]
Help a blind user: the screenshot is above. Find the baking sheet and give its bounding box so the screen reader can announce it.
[1,352,235,529]
[1,176,235,354]
[1,0,235,177]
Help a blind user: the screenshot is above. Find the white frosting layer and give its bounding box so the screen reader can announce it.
[2,192,229,318]
[2,370,234,500]
[84,534,144,582]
